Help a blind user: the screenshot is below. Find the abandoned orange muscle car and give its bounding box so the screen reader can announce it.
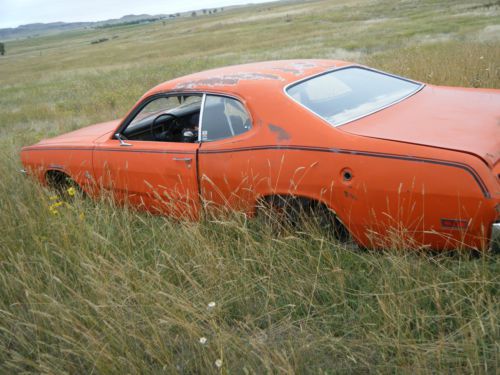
[20,60,500,251]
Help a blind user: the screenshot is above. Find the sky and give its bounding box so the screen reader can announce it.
[0,0,276,29]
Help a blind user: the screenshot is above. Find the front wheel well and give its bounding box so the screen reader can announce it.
[45,170,77,193]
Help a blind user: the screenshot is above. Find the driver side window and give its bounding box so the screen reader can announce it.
[122,94,202,143]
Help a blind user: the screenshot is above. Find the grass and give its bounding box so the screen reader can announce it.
[0,0,499,373]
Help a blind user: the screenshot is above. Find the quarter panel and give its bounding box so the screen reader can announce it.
[199,142,495,249]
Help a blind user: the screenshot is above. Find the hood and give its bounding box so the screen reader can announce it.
[341,86,500,166]
[36,119,121,146]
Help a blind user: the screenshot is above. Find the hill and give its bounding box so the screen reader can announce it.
[0,14,169,40]
[0,2,258,40]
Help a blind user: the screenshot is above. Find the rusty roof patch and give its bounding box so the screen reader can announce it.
[271,61,327,76]
[175,72,285,89]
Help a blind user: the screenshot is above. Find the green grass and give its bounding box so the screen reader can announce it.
[0,0,499,373]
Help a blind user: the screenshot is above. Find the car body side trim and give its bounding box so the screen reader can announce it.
[22,146,94,152]
[22,146,195,155]
[21,144,491,198]
[95,148,196,155]
[199,145,491,198]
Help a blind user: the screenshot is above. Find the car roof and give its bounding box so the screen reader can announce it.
[143,59,353,99]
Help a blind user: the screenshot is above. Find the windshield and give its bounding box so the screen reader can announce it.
[286,67,423,126]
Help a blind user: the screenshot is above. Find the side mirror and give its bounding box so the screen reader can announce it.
[115,133,132,147]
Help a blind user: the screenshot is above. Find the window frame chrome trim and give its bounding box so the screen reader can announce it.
[197,93,207,143]
[283,65,425,128]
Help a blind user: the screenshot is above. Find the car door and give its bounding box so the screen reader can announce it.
[93,94,202,219]
[197,94,255,214]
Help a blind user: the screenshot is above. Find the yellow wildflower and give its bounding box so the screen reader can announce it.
[48,200,65,215]
[67,187,76,197]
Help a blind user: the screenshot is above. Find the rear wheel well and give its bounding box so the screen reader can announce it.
[257,194,350,242]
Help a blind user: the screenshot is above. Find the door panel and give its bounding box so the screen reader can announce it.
[197,94,256,214]
[93,139,200,219]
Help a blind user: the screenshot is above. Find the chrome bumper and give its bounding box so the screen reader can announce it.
[492,222,500,253]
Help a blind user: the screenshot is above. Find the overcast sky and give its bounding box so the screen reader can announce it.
[0,0,276,28]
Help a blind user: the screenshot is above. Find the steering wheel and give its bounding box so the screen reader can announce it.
[151,113,179,141]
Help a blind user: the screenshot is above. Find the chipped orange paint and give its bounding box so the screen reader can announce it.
[20,60,500,251]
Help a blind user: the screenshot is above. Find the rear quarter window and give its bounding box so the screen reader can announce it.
[201,96,252,142]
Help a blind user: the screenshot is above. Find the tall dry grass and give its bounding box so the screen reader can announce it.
[0,0,499,373]
[1,149,498,373]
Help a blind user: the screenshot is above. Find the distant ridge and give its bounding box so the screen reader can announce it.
[0,2,277,40]
[0,14,168,40]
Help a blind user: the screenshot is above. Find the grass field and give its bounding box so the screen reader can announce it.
[0,0,499,373]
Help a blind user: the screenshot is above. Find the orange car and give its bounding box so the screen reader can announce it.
[21,60,500,251]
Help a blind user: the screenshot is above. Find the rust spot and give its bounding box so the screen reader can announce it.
[176,72,284,89]
[271,61,326,76]
[268,124,290,141]
[343,190,357,200]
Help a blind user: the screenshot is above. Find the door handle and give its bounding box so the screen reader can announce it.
[172,157,192,162]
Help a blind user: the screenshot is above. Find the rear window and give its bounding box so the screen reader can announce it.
[286,67,423,126]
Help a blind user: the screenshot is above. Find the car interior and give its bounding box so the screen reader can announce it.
[122,96,202,143]
[120,94,251,143]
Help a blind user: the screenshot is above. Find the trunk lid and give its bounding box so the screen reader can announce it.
[341,86,500,166]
